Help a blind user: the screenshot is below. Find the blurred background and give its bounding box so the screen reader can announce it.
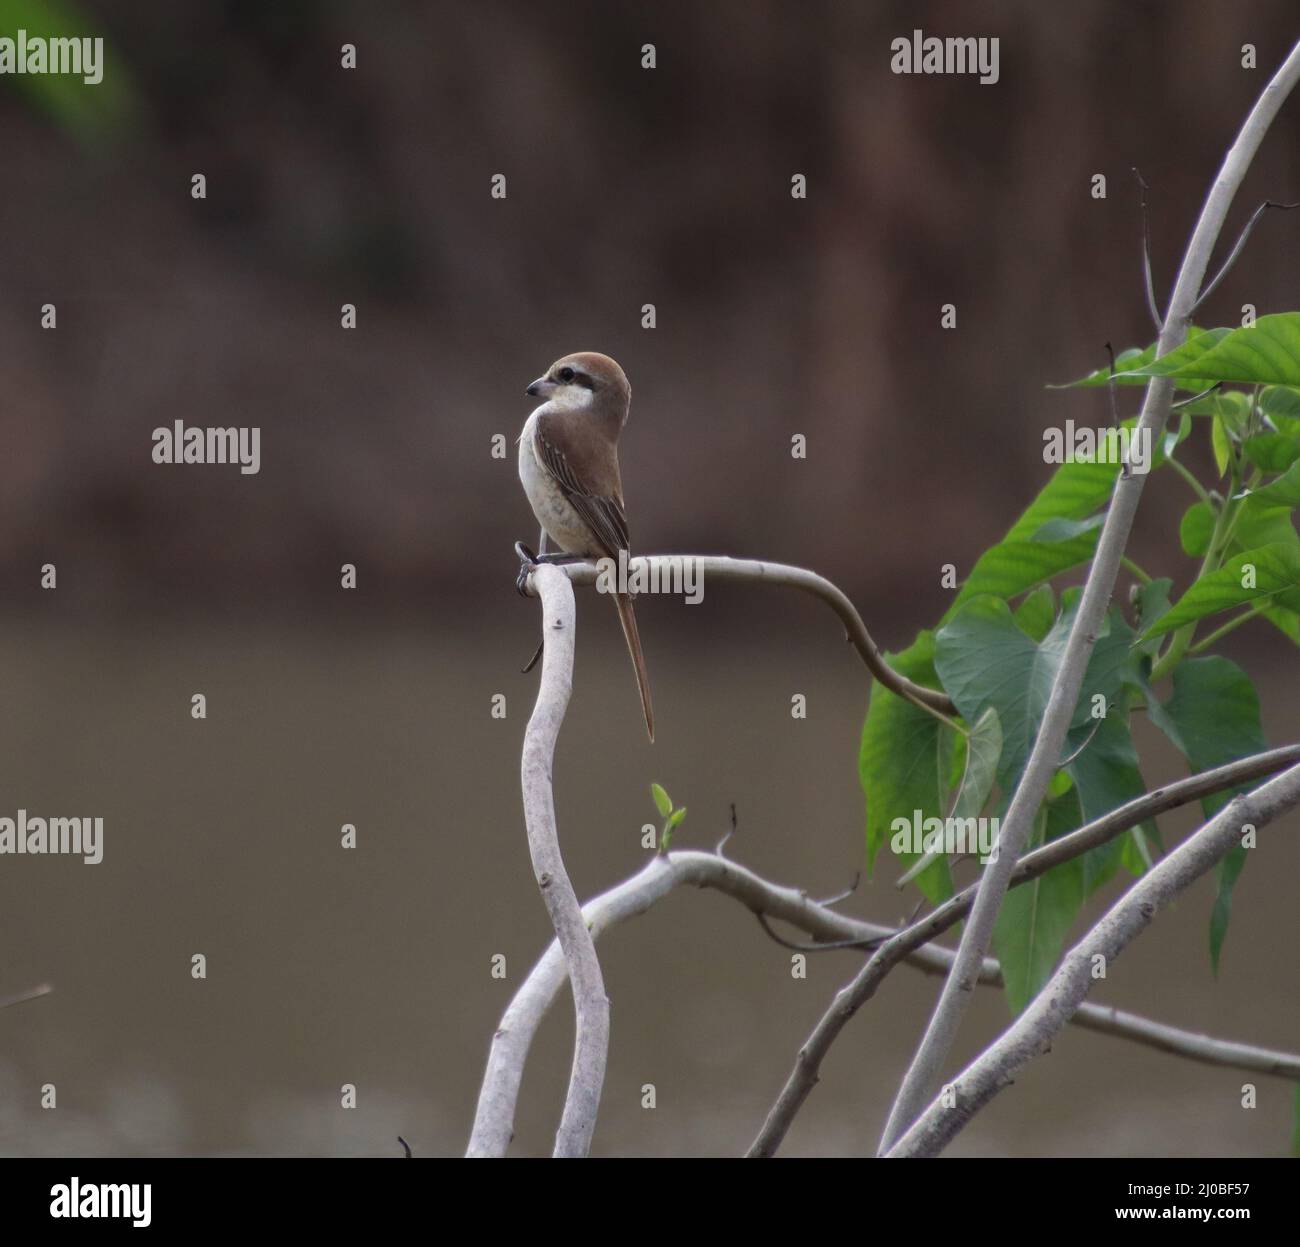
[0,0,1298,1157]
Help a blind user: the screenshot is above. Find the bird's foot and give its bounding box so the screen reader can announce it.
[515,542,539,596]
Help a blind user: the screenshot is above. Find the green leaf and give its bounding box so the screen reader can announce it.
[1120,826,1156,876]
[1047,769,1075,799]
[650,783,672,819]
[1260,604,1300,645]
[0,0,141,141]
[897,708,1002,889]
[1132,314,1300,387]
[1260,385,1300,436]
[1209,849,1249,978]
[1063,710,1156,895]
[1163,410,1193,460]
[1212,413,1232,478]
[1135,578,1173,653]
[1013,585,1055,643]
[1033,513,1106,542]
[668,807,687,829]
[1155,657,1265,974]
[1230,500,1299,554]
[1250,459,1300,507]
[992,792,1085,1014]
[942,459,1117,623]
[1057,327,1223,388]
[1003,460,1119,543]
[1179,501,1215,557]
[935,598,1137,794]
[1242,432,1300,473]
[860,632,954,902]
[1178,389,1253,421]
[949,535,1100,617]
[1141,545,1300,638]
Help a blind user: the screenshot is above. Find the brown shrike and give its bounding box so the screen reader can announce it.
[517,351,654,742]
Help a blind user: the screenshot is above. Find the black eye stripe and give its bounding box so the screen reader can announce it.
[554,366,594,389]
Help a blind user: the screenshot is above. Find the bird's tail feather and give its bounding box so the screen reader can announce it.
[614,593,654,743]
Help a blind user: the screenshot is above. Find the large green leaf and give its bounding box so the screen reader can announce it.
[992,791,1085,1014]
[895,708,1002,889]
[935,597,1136,794]
[1141,545,1300,638]
[1126,314,1300,388]
[1250,459,1300,507]
[1058,327,1223,388]
[1013,584,1055,643]
[941,460,1117,622]
[859,632,953,902]
[1154,657,1266,973]
[1063,709,1155,895]
[1242,432,1300,473]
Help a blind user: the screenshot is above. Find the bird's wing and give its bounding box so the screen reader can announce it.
[533,413,629,558]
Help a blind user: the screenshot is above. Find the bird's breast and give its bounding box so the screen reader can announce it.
[518,412,599,556]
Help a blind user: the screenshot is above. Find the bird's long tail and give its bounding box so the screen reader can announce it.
[613,592,654,742]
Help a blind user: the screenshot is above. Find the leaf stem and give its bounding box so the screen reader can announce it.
[1166,454,1213,506]
[1151,445,1244,680]
[1121,556,1154,585]
[1188,603,1267,654]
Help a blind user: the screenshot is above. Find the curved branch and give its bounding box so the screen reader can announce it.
[557,555,956,716]
[747,743,1300,1155]
[468,564,609,1159]
[879,39,1300,1153]
[465,746,1300,1156]
[886,759,1300,1157]
[464,838,1300,1158]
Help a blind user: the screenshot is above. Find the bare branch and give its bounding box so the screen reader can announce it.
[878,40,1300,1155]
[886,759,1300,1157]
[554,555,956,716]
[468,564,609,1159]
[464,827,1300,1158]
[748,743,1300,1155]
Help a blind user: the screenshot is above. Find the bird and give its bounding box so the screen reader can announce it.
[517,351,654,742]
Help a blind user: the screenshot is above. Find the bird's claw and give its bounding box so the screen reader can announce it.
[515,542,539,596]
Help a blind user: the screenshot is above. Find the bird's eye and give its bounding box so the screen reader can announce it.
[558,366,575,383]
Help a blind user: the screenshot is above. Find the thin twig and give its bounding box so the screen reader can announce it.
[1134,169,1162,331]
[1191,200,1300,313]
[877,40,1300,1155]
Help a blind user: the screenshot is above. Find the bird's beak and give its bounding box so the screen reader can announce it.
[525,375,553,398]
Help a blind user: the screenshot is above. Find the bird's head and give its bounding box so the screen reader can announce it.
[526,351,630,418]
